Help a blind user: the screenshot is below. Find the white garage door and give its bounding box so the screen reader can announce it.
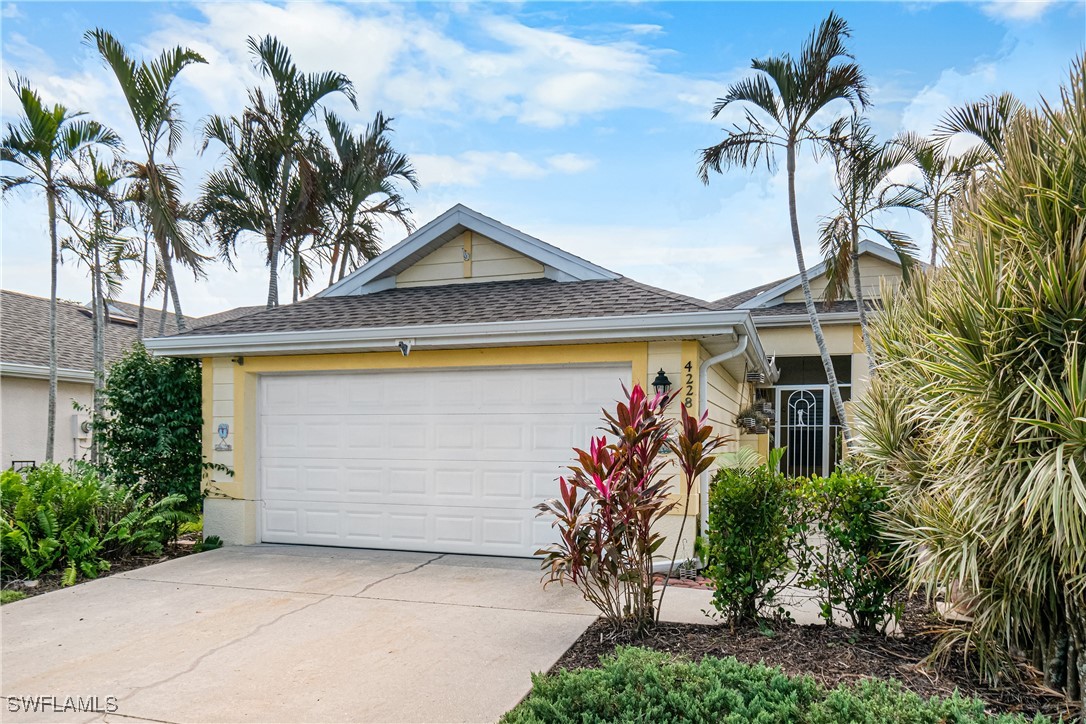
[258,364,629,557]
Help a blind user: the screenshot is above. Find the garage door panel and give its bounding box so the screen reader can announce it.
[262,415,598,462]
[258,364,628,556]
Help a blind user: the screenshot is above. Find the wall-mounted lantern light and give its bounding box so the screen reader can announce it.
[651,368,672,397]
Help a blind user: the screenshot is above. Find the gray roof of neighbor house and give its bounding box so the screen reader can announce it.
[174,277,717,338]
[0,290,261,371]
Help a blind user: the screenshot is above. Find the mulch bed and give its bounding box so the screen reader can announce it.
[1,536,199,601]
[551,596,1079,721]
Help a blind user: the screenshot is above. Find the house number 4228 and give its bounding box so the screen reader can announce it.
[684,361,694,409]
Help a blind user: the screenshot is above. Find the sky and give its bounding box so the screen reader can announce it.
[1,0,1083,316]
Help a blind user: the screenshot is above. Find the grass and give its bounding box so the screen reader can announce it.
[502,647,1050,724]
[1,590,27,605]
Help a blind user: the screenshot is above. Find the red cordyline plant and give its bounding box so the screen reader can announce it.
[536,383,727,631]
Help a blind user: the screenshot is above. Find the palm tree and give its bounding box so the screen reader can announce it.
[62,151,135,463]
[698,12,868,441]
[319,111,418,287]
[86,29,207,332]
[199,99,322,301]
[935,92,1023,161]
[894,133,983,266]
[1,75,120,462]
[244,35,356,307]
[819,116,922,372]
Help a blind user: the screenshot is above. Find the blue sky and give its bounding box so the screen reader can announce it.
[2,1,1083,315]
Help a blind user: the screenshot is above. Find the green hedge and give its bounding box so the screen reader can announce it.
[502,647,1047,724]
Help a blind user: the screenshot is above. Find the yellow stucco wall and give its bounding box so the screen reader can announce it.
[396,231,545,287]
[200,340,747,549]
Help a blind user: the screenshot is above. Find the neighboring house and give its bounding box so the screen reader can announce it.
[0,289,260,467]
[714,240,910,478]
[147,205,775,560]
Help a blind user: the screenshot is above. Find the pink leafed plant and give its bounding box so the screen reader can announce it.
[536,383,727,631]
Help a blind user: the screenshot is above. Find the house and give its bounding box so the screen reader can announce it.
[714,240,911,478]
[146,205,774,559]
[0,289,260,467]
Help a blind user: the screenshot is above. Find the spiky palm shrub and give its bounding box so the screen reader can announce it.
[853,58,1086,705]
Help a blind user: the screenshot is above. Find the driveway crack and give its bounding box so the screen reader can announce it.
[120,594,332,700]
[353,553,445,596]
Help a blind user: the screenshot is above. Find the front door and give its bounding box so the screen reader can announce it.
[774,385,841,478]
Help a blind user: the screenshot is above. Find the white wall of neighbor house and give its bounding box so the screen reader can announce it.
[1,376,93,467]
[781,254,904,303]
[396,231,545,288]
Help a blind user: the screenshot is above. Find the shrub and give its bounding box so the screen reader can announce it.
[794,470,903,632]
[536,385,724,631]
[95,344,204,508]
[0,590,26,605]
[0,464,196,584]
[502,647,1041,723]
[704,449,796,626]
[854,59,1086,703]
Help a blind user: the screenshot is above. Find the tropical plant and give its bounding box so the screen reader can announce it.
[0,464,195,584]
[62,151,136,462]
[536,384,720,631]
[705,448,796,627]
[241,35,356,308]
[934,92,1024,163]
[819,115,921,372]
[86,29,207,332]
[698,12,867,442]
[1,75,120,461]
[656,400,728,621]
[853,58,1086,704]
[317,111,417,287]
[94,344,205,509]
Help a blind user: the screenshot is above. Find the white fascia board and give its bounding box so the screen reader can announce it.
[0,362,94,383]
[319,204,619,298]
[751,311,861,327]
[144,311,754,358]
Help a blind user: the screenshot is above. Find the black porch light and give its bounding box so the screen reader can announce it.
[651,368,672,396]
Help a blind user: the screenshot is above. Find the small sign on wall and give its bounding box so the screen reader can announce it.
[214,423,232,452]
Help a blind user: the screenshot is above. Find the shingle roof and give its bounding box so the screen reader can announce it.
[748,301,862,317]
[712,276,792,310]
[0,290,256,371]
[176,277,717,337]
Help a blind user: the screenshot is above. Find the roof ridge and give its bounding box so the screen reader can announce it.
[616,278,715,310]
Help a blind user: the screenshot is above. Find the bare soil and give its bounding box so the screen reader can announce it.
[551,596,1079,721]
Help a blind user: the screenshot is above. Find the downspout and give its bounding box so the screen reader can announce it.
[698,335,750,534]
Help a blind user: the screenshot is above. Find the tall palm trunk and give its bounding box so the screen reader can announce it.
[136,231,150,339]
[158,290,168,336]
[90,219,105,465]
[267,158,292,309]
[45,187,59,462]
[786,141,851,441]
[851,224,876,376]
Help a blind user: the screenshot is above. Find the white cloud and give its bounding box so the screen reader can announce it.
[980,0,1056,21]
[2,3,22,19]
[413,151,596,186]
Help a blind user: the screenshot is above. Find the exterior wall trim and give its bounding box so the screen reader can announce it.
[0,362,94,383]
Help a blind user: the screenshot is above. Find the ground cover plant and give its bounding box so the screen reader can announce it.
[0,463,195,586]
[503,646,1048,723]
[854,57,1086,704]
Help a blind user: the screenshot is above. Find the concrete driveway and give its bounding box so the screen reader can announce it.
[1,545,599,723]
